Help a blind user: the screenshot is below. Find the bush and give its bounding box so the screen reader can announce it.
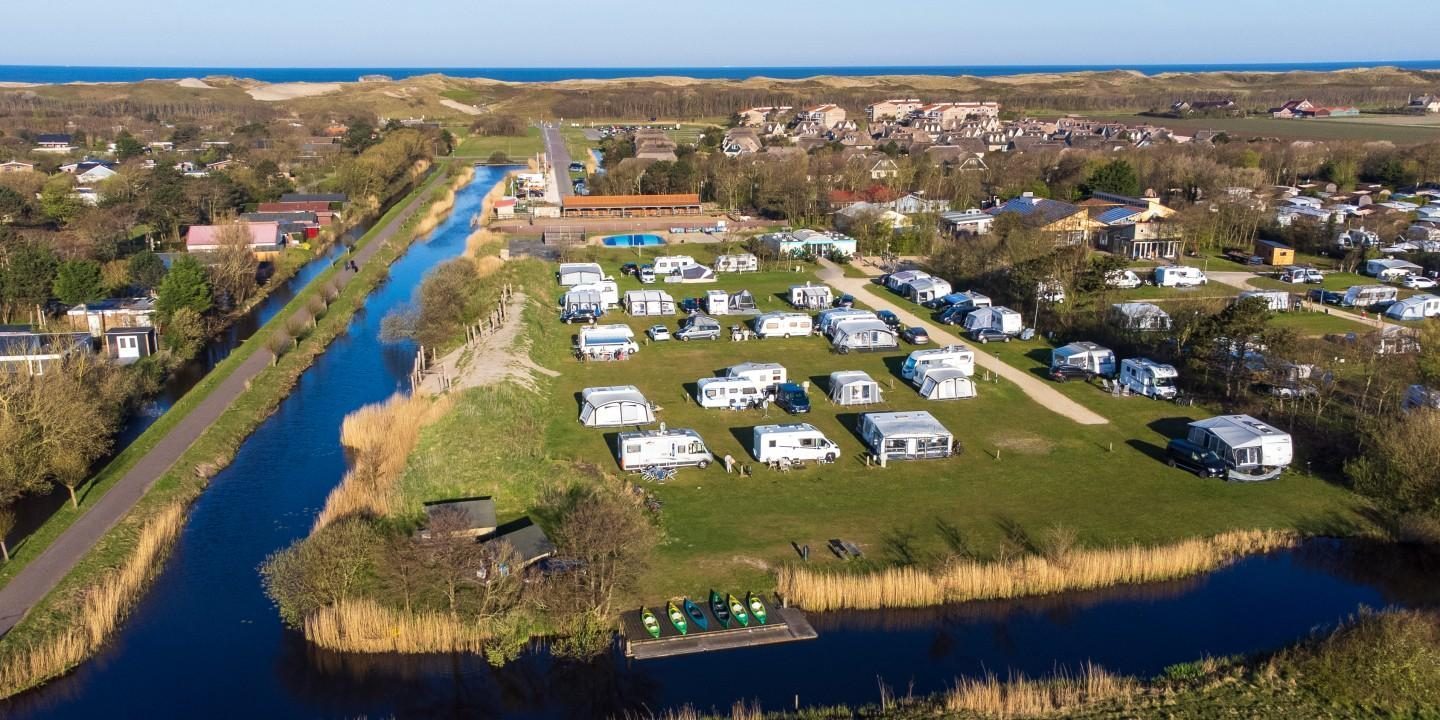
[260,520,383,628]
[487,151,510,165]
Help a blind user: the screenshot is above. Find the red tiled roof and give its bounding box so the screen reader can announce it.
[561,194,700,209]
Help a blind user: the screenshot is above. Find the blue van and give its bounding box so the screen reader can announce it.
[774,383,811,414]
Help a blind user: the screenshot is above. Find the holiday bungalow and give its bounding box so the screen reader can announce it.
[185,222,286,259]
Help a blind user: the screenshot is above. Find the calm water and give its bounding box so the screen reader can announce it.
[3,62,1440,83]
[4,165,1438,718]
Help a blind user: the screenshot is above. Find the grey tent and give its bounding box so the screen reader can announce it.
[579,386,656,427]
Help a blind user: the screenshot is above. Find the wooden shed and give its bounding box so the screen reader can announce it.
[1255,239,1295,266]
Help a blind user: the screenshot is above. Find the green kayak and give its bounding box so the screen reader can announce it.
[728,593,750,627]
[667,601,688,635]
[746,592,768,625]
[641,607,661,639]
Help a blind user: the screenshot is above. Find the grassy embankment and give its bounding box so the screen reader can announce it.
[0,165,470,699]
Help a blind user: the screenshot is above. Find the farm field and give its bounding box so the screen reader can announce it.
[404,246,1368,600]
[1072,112,1440,144]
[452,127,544,160]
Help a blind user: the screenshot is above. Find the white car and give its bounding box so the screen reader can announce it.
[1401,274,1437,290]
[646,324,671,341]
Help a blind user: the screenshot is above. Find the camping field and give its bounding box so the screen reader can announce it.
[403,245,1369,600]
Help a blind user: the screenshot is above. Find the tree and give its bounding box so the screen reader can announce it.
[162,307,206,357]
[0,241,58,321]
[260,519,382,628]
[547,491,658,620]
[53,260,106,305]
[155,255,212,320]
[0,185,28,221]
[0,506,13,561]
[419,507,488,617]
[209,223,259,306]
[114,130,144,161]
[1347,409,1440,533]
[127,250,167,292]
[39,174,83,224]
[1083,159,1141,197]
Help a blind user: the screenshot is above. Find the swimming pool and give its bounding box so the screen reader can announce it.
[602,234,666,247]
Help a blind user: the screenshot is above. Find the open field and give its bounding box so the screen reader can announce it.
[403,245,1368,601]
[453,128,544,160]
[1070,112,1440,144]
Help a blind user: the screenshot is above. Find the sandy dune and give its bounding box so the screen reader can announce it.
[440,98,483,115]
[175,78,216,89]
[246,82,342,101]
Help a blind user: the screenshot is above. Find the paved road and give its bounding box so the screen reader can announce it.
[541,123,574,198]
[816,259,1110,426]
[0,171,448,638]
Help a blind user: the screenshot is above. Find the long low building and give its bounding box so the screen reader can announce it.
[561,193,702,218]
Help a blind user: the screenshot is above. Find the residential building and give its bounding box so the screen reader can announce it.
[761,229,858,258]
[1409,94,1440,113]
[560,193,702,219]
[834,202,909,232]
[633,128,677,162]
[1097,221,1183,260]
[184,222,286,258]
[798,104,847,129]
[0,327,93,376]
[916,102,1001,128]
[940,210,995,237]
[65,297,156,336]
[33,133,75,153]
[987,194,1095,245]
[736,106,791,126]
[866,99,923,123]
[722,127,762,156]
[0,161,35,173]
[869,157,899,180]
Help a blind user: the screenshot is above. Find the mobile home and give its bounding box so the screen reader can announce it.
[557,262,604,287]
[694,377,767,409]
[1050,342,1115,376]
[962,306,1023,336]
[1118,357,1178,399]
[1186,414,1292,481]
[859,411,955,461]
[725,361,787,390]
[816,308,877,336]
[751,423,841,464]
[831,318,898,353]
[1153,265,1208,288]
[577,324,640,358]
[714,253,759,273]
[789,283,833,309]
[902,345,975,382]
[624,290,676,316]
[829,371,883,406]
[1342,285,1399,308]
[616,428,713,471]
[916,367,977,400]
[1385,293,1440,321]
[906,277,953,304]
[579,386,655,427]
[1365,258,1422,281]
[1255,239,1295,266]
[1237,290,1292,312]
[751,312,813,338]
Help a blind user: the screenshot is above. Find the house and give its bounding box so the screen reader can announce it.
[924,144,989,172]
[1186,415,1293,481]
[1095,220,1183,260]
[279,193,347,204]
[722,127,762,156]
[1111,302,1172,331]
[560,194,701,219]
[859,411,955,461]
[894,193,950,215]
[798,104,847,129]
[736,106,791,126]
[60,161,117,184]
[915,102,1001,127]
[256,201,340,225]
[239,211,321,239]
[104,326,157,364]
[760,229,857,258]
[578,386,656,427]
[0,161,35,174]
[1409,95,1440,114]
[419,497,497,539]
[988,194,1094,245]
[866,99,923,123]
[65,297,156,336]
[940,209,995,237]
[869,157,900,180]
[829,370,883,406]
[33,133,75,153]
[184,222,285,258]
[493,197,516,220]
[633,128,678,162]
[0,327,93,376]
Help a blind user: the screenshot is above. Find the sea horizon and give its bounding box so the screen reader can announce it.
[1,60,1439,84]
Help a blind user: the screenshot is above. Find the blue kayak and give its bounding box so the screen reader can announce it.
[682,597,709,632]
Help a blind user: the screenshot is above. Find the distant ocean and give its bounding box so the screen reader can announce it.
[1,61,1439,84]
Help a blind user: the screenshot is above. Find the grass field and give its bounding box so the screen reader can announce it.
[1072,112,1440,144]
[453,128,544,160]
[403,245,1369,602]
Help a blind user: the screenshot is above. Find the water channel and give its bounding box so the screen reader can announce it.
[5,166,1438,718]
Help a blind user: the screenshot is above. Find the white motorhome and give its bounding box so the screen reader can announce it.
[1051,342,1116,376]
[577,324,640,358]
[789,283,833,309]
[859,411,955,461]
[1154,265,1208,288]
[569,280,619,308]
[1106,269,1142,289]
[752,423,840,464]
[578,386,655,427]
[1186,414,1292,481]
[624,290,676,316]
[616,428,713,471]
[831,318,898,353]
[1237,290,1292,312]
[963,306,1023,336]
[694,377,766,409]
[1118,357,1178,399]
[704,290,732,316]
[907,277,953,304]
[653,255,699,276]
[714,253,758,273]
[557,262,605,287]
[752,312,813,338]
[902,345,975,382]
[1342,284,1399,308]
[829,370,883,406]
[816,308,877,336]
[725,361,787,390]
[916,367,977,400]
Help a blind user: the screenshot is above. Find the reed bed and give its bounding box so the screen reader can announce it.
[777,529,1295,611]
[303,598,490,653]
[0,502,185,697]
[312,393,451,531]
[411,165,475,238]
[945,662,1137,718]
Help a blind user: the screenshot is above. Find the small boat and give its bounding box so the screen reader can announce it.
[709,590,732,629]
[667,601,688,635]
[746,592,768,625]
[727,593,750,627]
[683,597,709,632]
[641,607,661,639]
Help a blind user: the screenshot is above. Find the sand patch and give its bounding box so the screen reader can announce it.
[440,98,484,116]
[991,432,1056,455]
[246,82,342,101]
[175,78,215,89]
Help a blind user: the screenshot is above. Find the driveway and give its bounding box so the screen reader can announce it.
[1207,270,1398,332]
[816,259,1109,426]
[540,123,573,199]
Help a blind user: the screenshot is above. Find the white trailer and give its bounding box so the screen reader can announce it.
[752,423,840,464]
[1051,342,1116,376]
[569,280,619,308]
[907,277,953,303]
[751,312,813,338]
[859,411,954,461]
[789,283,833,309]
[577,324,640,358]
[916,367,977,400]
[1187,414,1292,481]
[1118,357,1178,399]
[616,428,713,471]
[829,370,883,406]
[831,318,898,353]
[579,386,655,427]
[653,255,699,276]
[624,290,676,316]
[725,361,787,390]
[1342,284,1399,308]
[816,308,877,337]
[705,290,732,316]
[1237,290,1292,312]
[963,306,1023,336]
[694,377,766,409]
[902,345,975,382]
[715,253,759,273]
[1154,265,1208,288]
[557,262,604,287]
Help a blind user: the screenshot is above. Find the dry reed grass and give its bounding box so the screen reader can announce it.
[0,502,185,697]
[303,598,490,653]
[312,393,452,531]
[945,662,1137,718]
[411,165,475,238]
[777,529,1295,611]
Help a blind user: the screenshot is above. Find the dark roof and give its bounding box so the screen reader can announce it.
[104,326,155,336]
[240,211,319,224]
[422,497,497,531]
[488,521,556,566]
[0,331,92,356]
[35,133,72,144]
[279,193,347,204]
[988,197,1084,225]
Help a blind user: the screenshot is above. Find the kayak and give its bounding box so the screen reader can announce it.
[667,601,688,635]
[641,607,661,639]
[747,592,768,625]
[728,593,750,627]
[683,597,709,632]
[709,590,732,629]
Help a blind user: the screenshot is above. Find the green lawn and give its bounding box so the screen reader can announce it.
[403,246,1369,601]
[1267,310,1368,335]
[453,128,543,161]
[1070,112,1440,144]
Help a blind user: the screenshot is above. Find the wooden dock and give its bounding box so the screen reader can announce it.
[621,598,817,660]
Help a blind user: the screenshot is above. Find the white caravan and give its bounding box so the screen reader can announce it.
[557,262,604,287]
[1154,265,1208,288]
[616,428,713,471]
[829,371,883,406]
[653,255,699,276]
[901,345,976,382]
[1342,284,1399,308]
[751,423,841,464]
[725,362,787,390]
[1051,342,1116,376]
[789,283,833,309]
[704,290,732,316]
[1118,357,1178,399]
[714,253,759,273]
[907,277,953,304]
[963,306,1023,336]
[816,308,877,336]
[751,312,813,338]
[1237,290,1292,312]
[694,377,766,409]
[578,386,655,427]
[916,367,977,400]
[1106,269,1142,289]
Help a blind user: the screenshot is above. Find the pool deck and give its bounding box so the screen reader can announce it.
[620,597,817,659]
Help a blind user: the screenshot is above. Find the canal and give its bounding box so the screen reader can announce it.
[5,165,1439,718]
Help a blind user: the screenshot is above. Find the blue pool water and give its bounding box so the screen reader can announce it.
[602,234,665,247]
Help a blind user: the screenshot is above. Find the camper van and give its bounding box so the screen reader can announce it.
[1118,357,1178,399]
[1280,266,1324,284]
[1186,414,1292,481]
[859,411,955,461]
[752,423,840,464]
[1154,265,1208,288]
[816,308,877,336]
[726,362,787,390]
[704,290,731,316]
[694,377,766,409]
[557,262,605,287]
[1341,285,1399,308]
[831,318,898,353]
[1106,269,1142,289]
[915,367,977,400]
[675,314,722,341]
[902,345,976,382]
[789,283,833,309]
[752,312,814,338]
[1051,342,1116,376]
[653,255,699,276]
[714,253,759,273]
[616,428,713,471]
[576,324,639,359]
[578,386,655,427]
[1237,290,1292,312]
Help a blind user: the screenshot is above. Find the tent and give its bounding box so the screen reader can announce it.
[562,288,604,312]
[831,318,898,353]
[1186,414,1292,481]
[557,262,604,287]
[789,283,833,309]
[624,290,676,316]
[579,386,656,427]
[829,370,883,405]
[917,367,977,400]
[665,265,717,284]
[728,289,758,314]
[1385,293,1440,321]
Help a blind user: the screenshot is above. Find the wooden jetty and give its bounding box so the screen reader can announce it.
[621,597,817,660]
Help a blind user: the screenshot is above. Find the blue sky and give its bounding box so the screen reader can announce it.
[2,0,1435,67]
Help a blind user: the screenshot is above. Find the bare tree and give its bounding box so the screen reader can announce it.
[548,492,658,619]
[0,506,13,561]
[210,221,260,306]
[419,507,485,617]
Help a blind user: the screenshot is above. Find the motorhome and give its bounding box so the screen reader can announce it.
[831,318,898,353]
[616,428,713,471]
[901,345,975,382]
[557,262,605,287]
[726,361,787,390]
[576,324,640,359]
[653,255,699,276]
[962,306,1023,336]
[751,423,840,464]
[1341,285,1399,308]
[948,291,991,313]
[1106,269,1142,289]
[714,253,759,273]
[789,283,833,309]
[816,308,877,336]
[751,312,813,338]
[829,370,883,405]
[624,290,676,316]
[1051,342,1116,376]
[906,277,953,304]
[1336,228,1379,250]
[859,411,955,461]
[704,290,731,315]
[1154,265,1208,288]
[1118,357,1178,399]
[1237,290,1292,312]
[694,377,766,409]
[578,386,655,427]
[1186,414,1292,481]
[915,367,977,400]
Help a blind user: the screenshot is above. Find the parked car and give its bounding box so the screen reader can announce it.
[876,310,901,328]
[773,382,811,414]
[833,294,855,309]
[675,321,721,342]
[680,297,702,314]
[899,326,931,345]
[1307,288,1343,305]
[1165,439,1227,478]
[620,262,640,277]
[969,327,1011,344]
[638,265,657,284]
[936,306,970,325]
[1048,364,1093,382]
[646,325,671,341]
[1401,274,1438,290]
[921,296,951,310]
[561,307,599,324]
[872,274,890,286]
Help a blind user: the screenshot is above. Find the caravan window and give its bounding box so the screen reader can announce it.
[799,437,817,448]
[767,440,777,448]
[1232,446,1260,467]
[625,443,641,454]
[916,437,949,455]
[884,438,908,453]
[687,442,704,453]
